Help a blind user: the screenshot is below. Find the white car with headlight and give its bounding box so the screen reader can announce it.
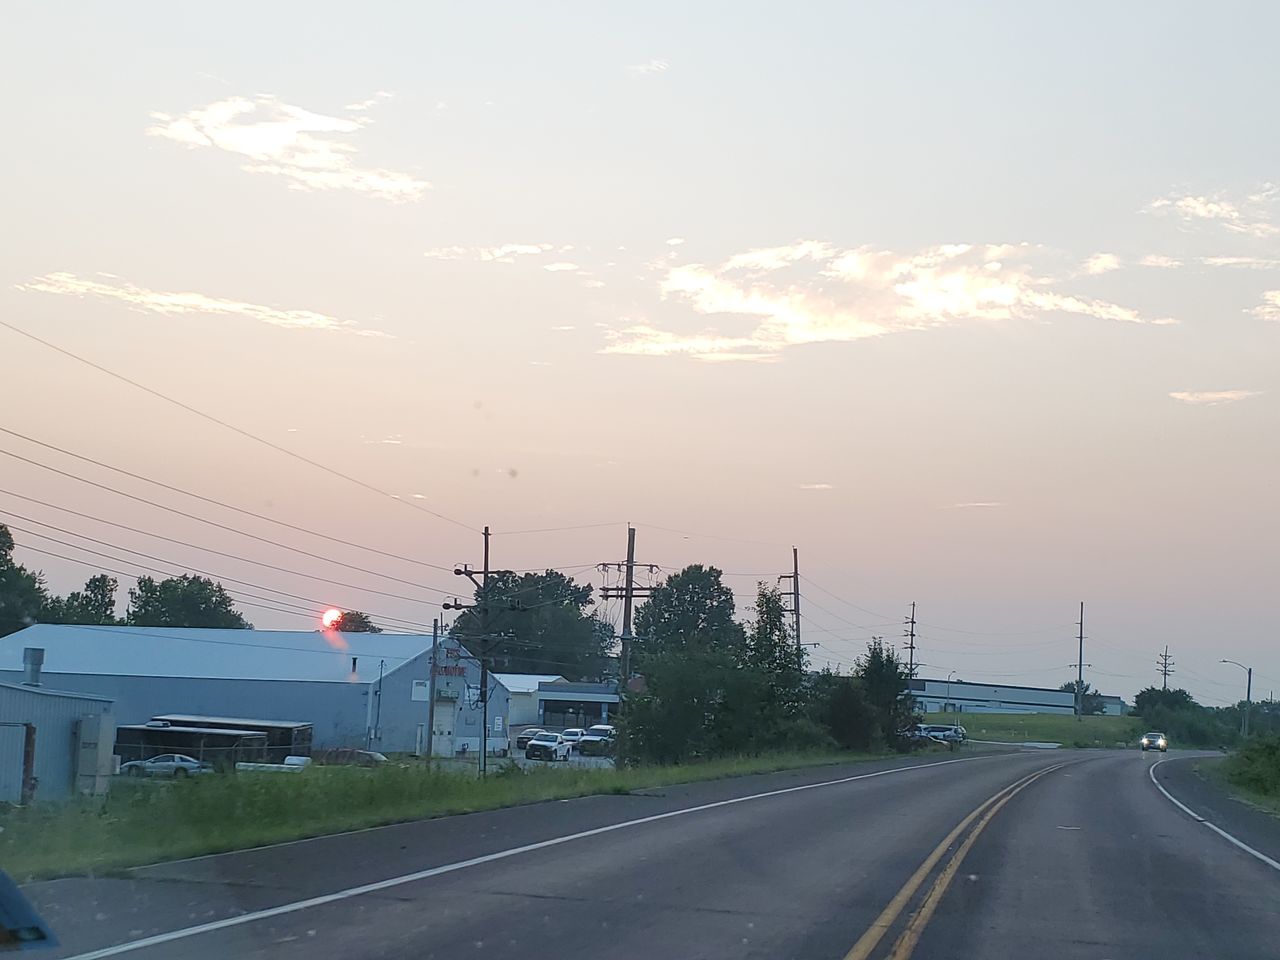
[1139,731,1168,752]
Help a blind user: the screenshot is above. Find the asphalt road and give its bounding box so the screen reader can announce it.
[24,749,1280,959]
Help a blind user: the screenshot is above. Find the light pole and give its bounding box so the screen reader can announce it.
[1220,659,1253,738]
[947,670,958,715]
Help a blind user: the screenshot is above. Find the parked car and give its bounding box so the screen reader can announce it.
[929,724,967,743]
[1140,731,1168,752]
[515,728,547,750]
[314,748,389,767]
[578,724,617,756]
[525,731,570,762]
[120,754,213,779]
[560,728,587,751]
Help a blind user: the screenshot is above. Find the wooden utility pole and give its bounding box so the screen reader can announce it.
[425,617,439,759]
[904,602,917,675]
[620,525,637,684]
[1157,645,1175,690]
[1076,602,1085,720]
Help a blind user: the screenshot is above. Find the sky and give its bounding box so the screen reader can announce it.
[2,2,1277,707]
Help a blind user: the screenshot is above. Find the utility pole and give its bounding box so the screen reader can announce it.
[1076,602,1085,720]
[777,547,802,655]
[1221,659,1253,738]
[1157,645,1175,690]
[444,525,506,776]
[599,525,658,693]
[425,617,439,759]
[904,602,917,675]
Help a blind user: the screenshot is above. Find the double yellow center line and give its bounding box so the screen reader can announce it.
[844,760,1070,960]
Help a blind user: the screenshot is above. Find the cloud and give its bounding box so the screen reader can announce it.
[1168,390,1263,406]
[550,324,576,331]
[949,502,1004,509]
[1250,291,1280,322]
[344,90,394,112]
[626,59,669,76]
[602,240,1171,361]
[666,237,686,246]
[363,435,403,445]
[147,94,427,202]
[1082,253,1121,275]
[423,243,552,262]
[1202,256,1280,270]
[798,483,835,491]
[16,272,384,336]
[542,262,580,272]
[1140,254,1182,268]
[1149,192,1277,238]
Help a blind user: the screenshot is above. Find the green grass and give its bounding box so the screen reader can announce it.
[923,712,1143,748]
[1216,734,1280,817]
[0,749,878,881]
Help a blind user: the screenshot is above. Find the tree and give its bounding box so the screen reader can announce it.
[43,575,120,625]
[126,575,251,628]
[855,638,916,748]
[742,583,806,719]
[1133,686,1197,717]
[633,564,744,661]
[450,570,613,680]
[330,610,381,633]
[810,670,877,751]
[1059,680,1104,716]
[0,524,50,638]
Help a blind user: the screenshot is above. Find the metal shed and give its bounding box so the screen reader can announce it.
[0,679,114,803]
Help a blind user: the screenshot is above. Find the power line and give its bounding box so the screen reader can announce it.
[633,522,789,549]
[0,427,457,573]
[492,522,624,536]
[10,525,441,633]
[0,501,453,602]
[0,321,477,532]
[0,448,456,594]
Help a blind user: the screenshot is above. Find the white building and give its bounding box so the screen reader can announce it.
[910,677,1076,715]
[493,673,565,727]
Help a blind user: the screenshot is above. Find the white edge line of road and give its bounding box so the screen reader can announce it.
[62,752,1021,960]
[1149,757,1280,873]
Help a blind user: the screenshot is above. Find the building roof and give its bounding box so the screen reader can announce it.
[151,714,311,730]
[0,679,112,704]
[0,624,435,684]
[912,677,1073,698]
[493,673,566,694]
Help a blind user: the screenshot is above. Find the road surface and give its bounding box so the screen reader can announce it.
[24,749,1280,959]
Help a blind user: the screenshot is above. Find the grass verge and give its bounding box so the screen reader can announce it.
[1214,734,1280,817]
[923,711,1142,748]
[1,749,880,881]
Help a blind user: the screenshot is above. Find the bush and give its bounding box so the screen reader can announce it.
[1223,734,1280,796]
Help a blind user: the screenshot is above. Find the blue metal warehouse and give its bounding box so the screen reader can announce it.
[0,625,508,756]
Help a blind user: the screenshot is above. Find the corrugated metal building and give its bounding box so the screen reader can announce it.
[910,677,1076,715]
[0,674,115,803]
[0,625,507,756]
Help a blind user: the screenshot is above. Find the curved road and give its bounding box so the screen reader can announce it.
[26,749,1280,959]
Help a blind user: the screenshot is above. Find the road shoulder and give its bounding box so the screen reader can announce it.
[1154,754,1280,866]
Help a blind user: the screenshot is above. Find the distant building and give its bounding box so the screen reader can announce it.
[537,680,620,728]
[0,648,114,802]
[910,677,1076,715]
[1098,695,1130,716]
[0,625,508,757]
[493,673,566,727]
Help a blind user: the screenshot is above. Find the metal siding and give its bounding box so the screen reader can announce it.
[0,673,370,749]
[0,724,24,803]
[0,684,113,802]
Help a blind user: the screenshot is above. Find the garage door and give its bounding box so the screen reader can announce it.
[0,723,26,803]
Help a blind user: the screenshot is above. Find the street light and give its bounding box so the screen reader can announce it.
[1221,660,1253,738]
[947,670,959,715]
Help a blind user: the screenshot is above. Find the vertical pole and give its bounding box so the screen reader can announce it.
[425,617,439,759]
[374,659,385,746]
[620,524,637,687]
[905,602,917,675]
[1076,602,1085,720]
[1245,667,1253,738]
[480,525,490,776]
[791,546,801,655]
